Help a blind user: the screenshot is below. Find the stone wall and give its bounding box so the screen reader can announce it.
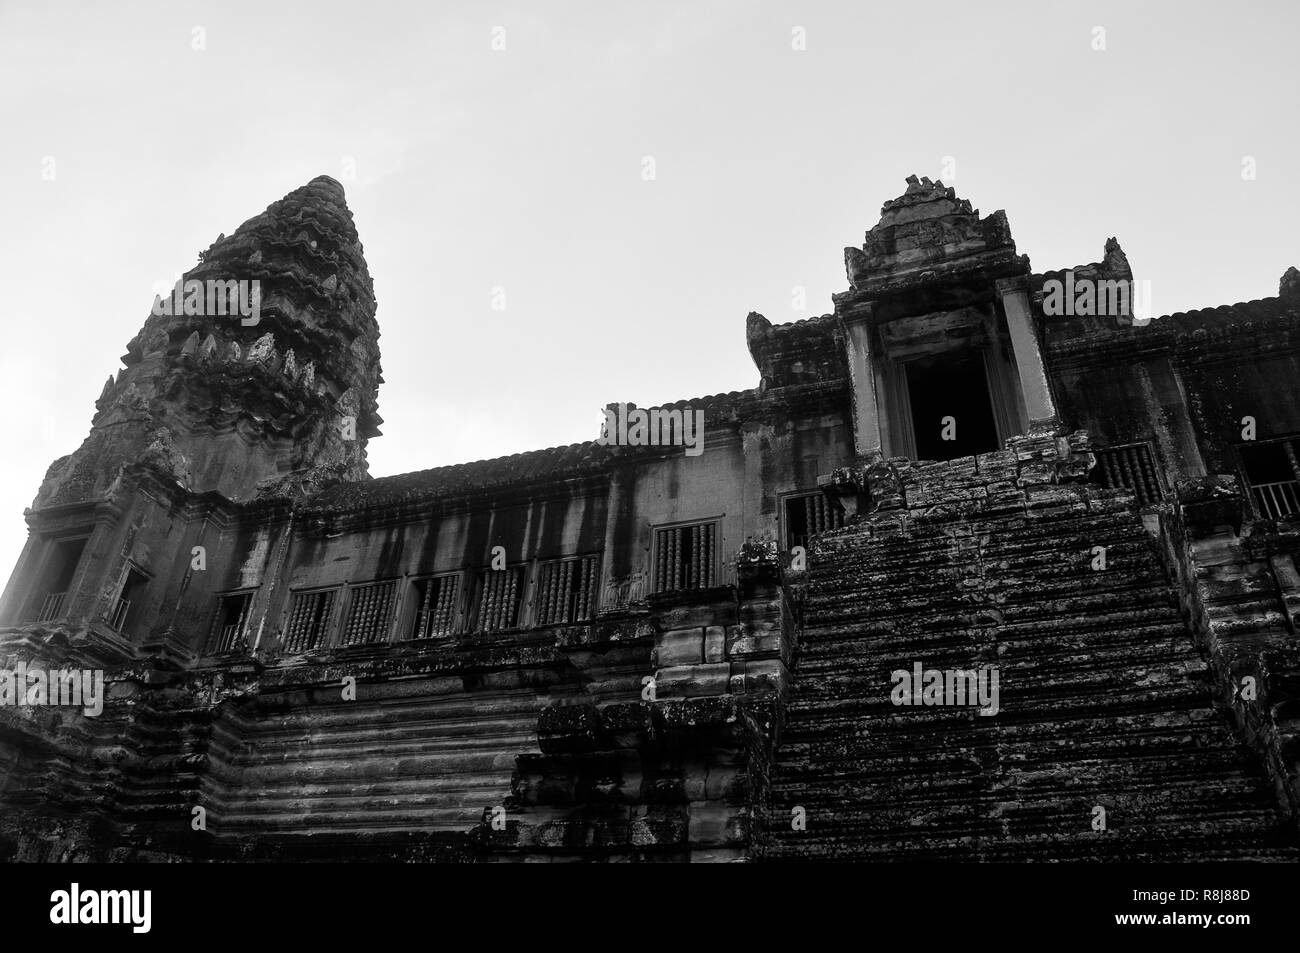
[1156,476,1300,819]
[0,615,652,862]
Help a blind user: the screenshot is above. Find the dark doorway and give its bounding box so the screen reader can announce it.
[907,350,1000,461]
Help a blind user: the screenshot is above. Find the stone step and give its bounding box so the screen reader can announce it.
[765,479,1300,861]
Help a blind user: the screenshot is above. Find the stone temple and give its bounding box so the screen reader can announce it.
[2,174,1299,862]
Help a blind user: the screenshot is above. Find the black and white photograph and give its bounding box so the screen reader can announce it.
[0,0,1296,935]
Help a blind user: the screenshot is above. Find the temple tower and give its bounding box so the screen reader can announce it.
[833,175,1057,463]
[36,175,382,506]
[0,176,381,652]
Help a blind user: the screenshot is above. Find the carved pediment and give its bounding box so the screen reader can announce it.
[845,175,1019,292]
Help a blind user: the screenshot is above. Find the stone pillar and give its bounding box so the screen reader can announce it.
[67,512,123,626]
[0,532,42,625]
[997,276,1058,432]
[838,304,884,460]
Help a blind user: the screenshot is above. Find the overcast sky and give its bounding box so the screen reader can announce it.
[1,0,1296,577]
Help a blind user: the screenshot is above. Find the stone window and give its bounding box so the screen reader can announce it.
[653,521,717,592]
[1094,441,1165,507]
[340,579,398,646]
[1240,437,1300,520]
[535,554,600,625]
[208,590,254,653]
[473,566,524,632]
[108,565,150,635]
[783,491,844,552]
[408,573,461,640]
[29,535,88,622]
[283,587,339,653]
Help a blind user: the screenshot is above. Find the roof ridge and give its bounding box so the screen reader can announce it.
[614,388,757,412]
[366,440,601,484]
[1145,293,1292,325]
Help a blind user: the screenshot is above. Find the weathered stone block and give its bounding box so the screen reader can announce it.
[656,663,731,699]
[732,658,787,695]
[574,749,642,803]
[648,592,738,631]
[658,695,741,730]
[704,626,726,663]
[1016,463,1056,487]
[735,539,781,586]
[537,703,603,754]
[599,702,657,749]
[976,449,1018,479]
[687,804,749,847]
[1024,484,1088,513]
[729,627,782,657]
[629,805,689,847]
[655,627,704,667]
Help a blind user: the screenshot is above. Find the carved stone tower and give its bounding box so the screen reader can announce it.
[36,175,381,508]
[0,176,381,658]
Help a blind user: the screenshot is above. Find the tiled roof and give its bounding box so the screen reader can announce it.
[1042,293,1300,365]
[1143,295,1296,329]
[306,442,612,512]
[304,387,763,512]
[627,388,759,413]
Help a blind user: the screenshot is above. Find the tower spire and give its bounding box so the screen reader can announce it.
[36,176,382,508]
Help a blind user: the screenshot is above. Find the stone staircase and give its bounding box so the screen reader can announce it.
[764,452,1299,861]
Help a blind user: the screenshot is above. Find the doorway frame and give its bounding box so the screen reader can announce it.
[888,345,1014,462]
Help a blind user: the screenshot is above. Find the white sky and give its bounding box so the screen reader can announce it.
[1,0,1296,578]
